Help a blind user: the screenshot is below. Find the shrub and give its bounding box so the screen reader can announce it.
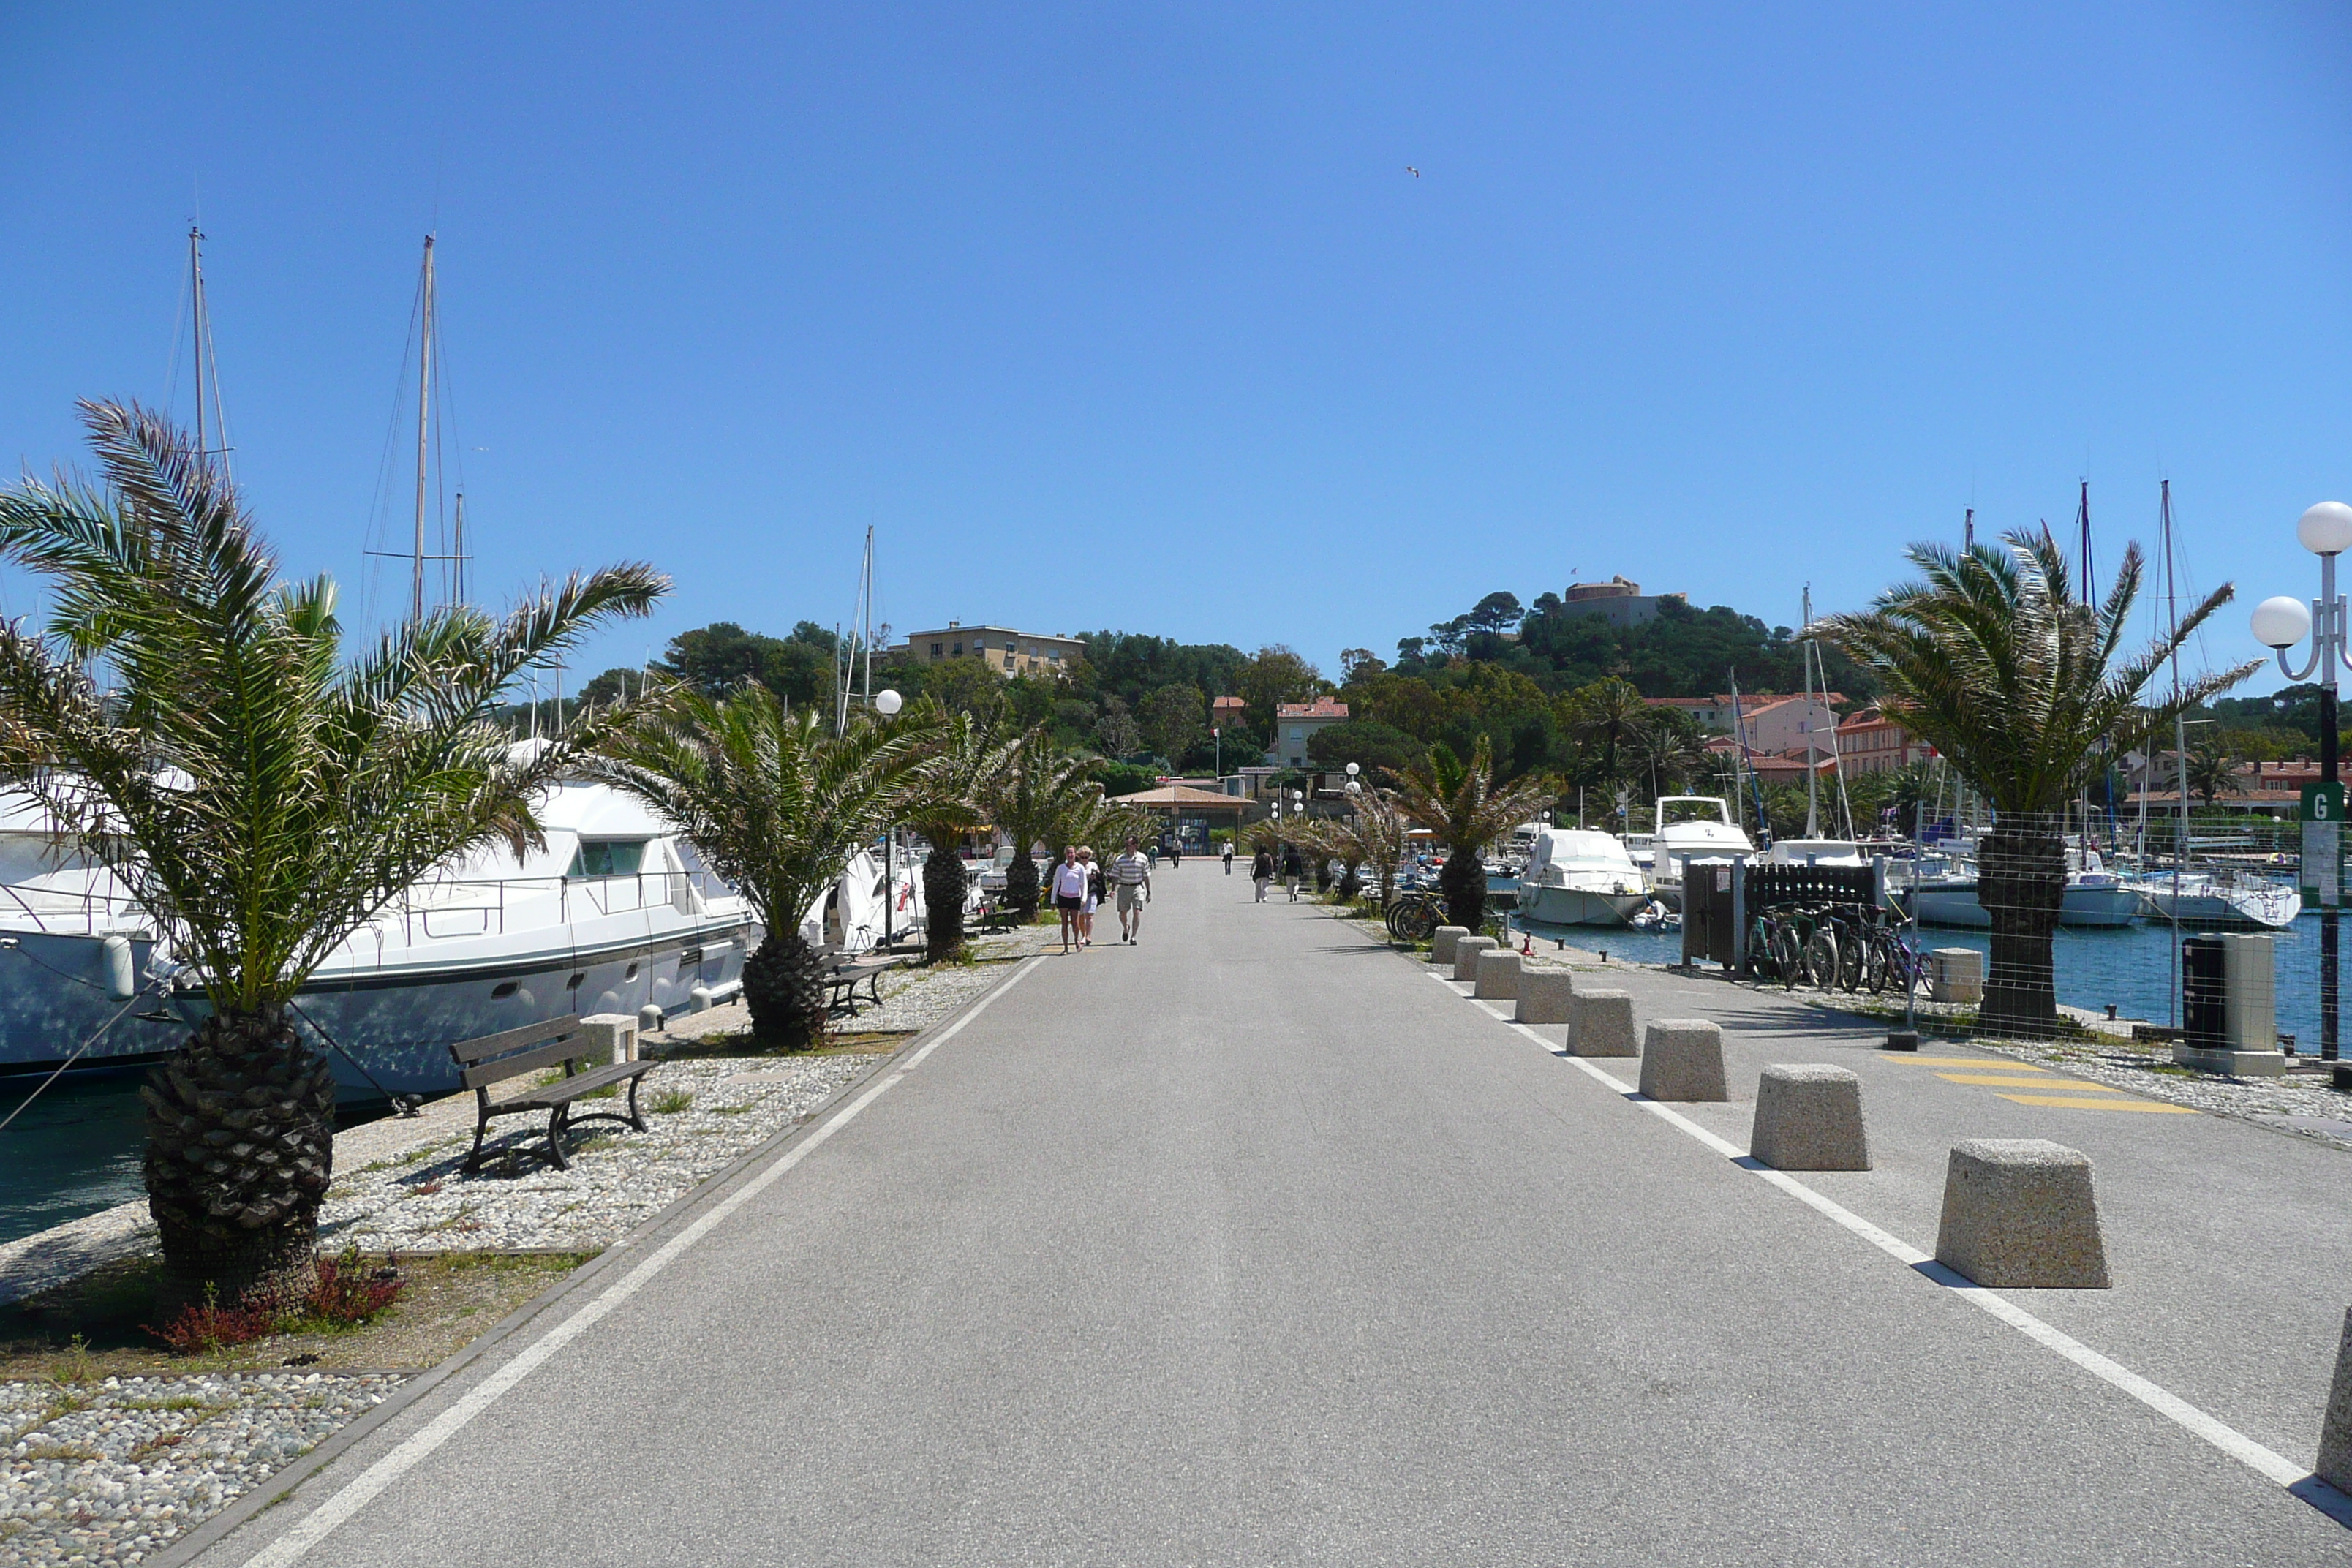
[146,1285,280,1354]
[303,1245,404,1327]
[146,1245,404,1352]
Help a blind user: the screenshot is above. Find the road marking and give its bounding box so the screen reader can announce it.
[1935,1072,2094,1087]
[1888,1056,2043,1068]
[1434,970,2348,1520]
[235,954,1047,1568]
[1997,1093,2198,1113]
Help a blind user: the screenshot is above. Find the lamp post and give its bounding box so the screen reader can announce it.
[2250,501,2352,1061]
[874,688,903,947]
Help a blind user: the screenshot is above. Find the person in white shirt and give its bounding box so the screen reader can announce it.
[1051,847,1089,954]
[1109,836,1153,944]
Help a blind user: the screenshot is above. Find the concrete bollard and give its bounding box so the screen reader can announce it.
[2318,1309,2352,1493]
[1749,1065,1870,1170]
[1637,1019,1728,1101]
[1453,936,1498,982]
[1431,926,1470,966]
[1929,949,1985,1006]
[1516,968,1576,1025]
[1934,1139,2109,1288]
[580,1012,640,1065]
[1567,989,1638,1057]
[1474,949,1522,1000]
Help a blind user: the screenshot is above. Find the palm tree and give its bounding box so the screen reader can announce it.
[1627,707,1714,804]
[900,706,1017,961]
[1817,529,2255,1036]
[1392,737,1556,929]
[0,402,663,1311]
[1344,786,1414,909]
[990,733,1092,922]
[2185,736,2239,806]
[1561,677,1651,794]
[584,684,938,1049]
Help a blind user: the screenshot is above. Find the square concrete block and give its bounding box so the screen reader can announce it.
[1516,968,1576,1025]
[1453,936,1498,982]
[1431,926,1470,966]
[1637,1019,1727,1101]
[1929,948,1985,1006]
[1749,1064,1870,1170]
[580,1013,640,1065]
[1474,949,1523,1000]
[1567,989,1637,1057]
[2317,1308,2352,1493]
[1934,1139,2109,1289]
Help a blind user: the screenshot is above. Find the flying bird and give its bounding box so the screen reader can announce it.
[1406,166,1420,177]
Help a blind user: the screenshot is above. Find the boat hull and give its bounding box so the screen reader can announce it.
[1906,883,2145,930]
[1516,883,1651,927]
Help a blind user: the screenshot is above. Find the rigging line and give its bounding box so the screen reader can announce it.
[285,997,421,1117]
[358,263,429,636]
[0,971,164,1137]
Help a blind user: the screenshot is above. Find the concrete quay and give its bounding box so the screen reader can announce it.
[189,877,2352,1567]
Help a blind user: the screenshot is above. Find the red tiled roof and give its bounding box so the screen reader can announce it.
[1274,696,1349,720]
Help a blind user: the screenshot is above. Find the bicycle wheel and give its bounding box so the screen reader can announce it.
[1390,897,1438,944]
[1861,932,1890,995]
[1748,917,1779,982]
[1772,924,1805,989]
[1803,927,1838,990]
[1836,923,1865,991]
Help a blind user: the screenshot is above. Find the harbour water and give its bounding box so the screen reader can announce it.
[1520,908,2342,1049]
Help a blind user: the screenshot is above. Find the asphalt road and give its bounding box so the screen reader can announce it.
[202,868,2352,1566]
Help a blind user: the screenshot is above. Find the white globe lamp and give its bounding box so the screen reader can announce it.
[2299,502,2352,557]
[874,688,903,716]
[2250,596,2312,651]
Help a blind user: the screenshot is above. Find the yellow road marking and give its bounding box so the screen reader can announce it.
[1935,1073,2101,1088]
[1888,1056,2043,1068]
[1995,1093,2197,1114]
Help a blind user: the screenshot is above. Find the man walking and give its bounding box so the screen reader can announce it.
[1111,836,1153,944]
[1222,841,1235,876]
[1251,843,1275,902]
[1281,841,1305,902]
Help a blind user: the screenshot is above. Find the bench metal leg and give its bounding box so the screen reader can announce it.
[462,1115,491,1174]
[544,1104,573,1172]
[626,1074,647,1133]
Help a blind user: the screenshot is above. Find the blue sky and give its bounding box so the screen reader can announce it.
[4,2,2349,693]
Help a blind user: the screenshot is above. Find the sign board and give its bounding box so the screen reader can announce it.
[2303,783,2344,906]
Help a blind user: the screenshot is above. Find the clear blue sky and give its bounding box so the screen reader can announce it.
[4,3,2349,693]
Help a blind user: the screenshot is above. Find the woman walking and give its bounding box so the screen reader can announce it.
[1079,847,1104,948]
[1052,846,1088,953]
[1251,844,1275,903]
[1281,842,1305,902]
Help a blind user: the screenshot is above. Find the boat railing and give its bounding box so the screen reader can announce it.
[381,870,737,946]
[0,881,149,937]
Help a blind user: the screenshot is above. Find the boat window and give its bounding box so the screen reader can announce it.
[568,840,647,878]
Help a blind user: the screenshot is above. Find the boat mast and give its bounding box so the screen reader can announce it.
[2163,480,2185,1023]
[1803,587,1819,839]
[412,234,437,626]
[186,226,231,478]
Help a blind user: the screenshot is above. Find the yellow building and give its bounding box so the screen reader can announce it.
[895,622,1088,677]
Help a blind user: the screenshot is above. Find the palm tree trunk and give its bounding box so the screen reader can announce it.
[1439,845,1486,930]
[924,848,968,960]
[742,929,826,1049]
[1978,817,2065,1036]
[142,1006,336,1316]
[1005,851,1039,922]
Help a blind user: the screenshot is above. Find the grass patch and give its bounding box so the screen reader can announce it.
[649,1087,695,1114]
[712,1103,755,1116]
[21,1443,100,1462]
[119,1394,209,1413]
[0,1250,597,1380]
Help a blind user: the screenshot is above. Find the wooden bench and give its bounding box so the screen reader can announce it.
[823,952,897,1017]
[449,1014,656,1173]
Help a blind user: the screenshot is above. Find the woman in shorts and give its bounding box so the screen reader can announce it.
[1078,846,1103,948]
[1052,846,1088,953]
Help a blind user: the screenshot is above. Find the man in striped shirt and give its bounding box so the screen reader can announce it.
[1110,836,1153,945]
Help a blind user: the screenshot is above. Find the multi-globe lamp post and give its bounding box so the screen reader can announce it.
[2249,501,2352,1063]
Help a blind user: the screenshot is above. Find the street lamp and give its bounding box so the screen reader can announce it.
[2251,502,2352,1061]
[874,689,903,946]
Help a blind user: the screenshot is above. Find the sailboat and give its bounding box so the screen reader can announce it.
[0,235,760,1098]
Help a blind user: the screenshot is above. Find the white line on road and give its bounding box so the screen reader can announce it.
[235,954,1047,1568]
[1428,969,2345,1515]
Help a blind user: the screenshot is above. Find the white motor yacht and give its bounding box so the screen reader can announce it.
[0,777,759,1098]
[1646,797,1757,911]
[1515,829,1651,927]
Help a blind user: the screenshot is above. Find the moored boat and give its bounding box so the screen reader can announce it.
[1515,829,1651,927]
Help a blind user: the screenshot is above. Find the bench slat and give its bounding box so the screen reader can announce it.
[459,1034,597,1091]
[488,1060,655,1114]
[450,1014,585,1067]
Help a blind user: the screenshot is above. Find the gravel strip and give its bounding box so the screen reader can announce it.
[1,1372,402,1567]
[319,1053,881,1254]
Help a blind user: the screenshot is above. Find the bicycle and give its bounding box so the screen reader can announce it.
[1385,890,1446,945]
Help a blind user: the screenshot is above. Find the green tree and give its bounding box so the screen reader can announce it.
[1306,718,1422,779]
[1817,530,2255,1035]
[1392,737,1556,929]
[1139,683,1207,763]
[0,402,663,1311]
[1093,693,1142,756]
[990,733,1094,921]
[1557,678,1651,792]
[2185,736,2239,804]
[900,708,1017,961]
[589,685,936,1048]
[1235,644,1324,733]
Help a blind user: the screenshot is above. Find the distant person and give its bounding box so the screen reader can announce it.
[1222,842,1235,876]
[1146,840,1159,868]
[1052,847,1088,953]
[1111,836,1153,943]
[1281,843,1305,902]
[1166,837,1181,869]
[1079,847,1104,948]
[1251,845,1275,902]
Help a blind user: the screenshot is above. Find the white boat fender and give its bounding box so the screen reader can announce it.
[101,934,136,1000]
[690,982,713,1012]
